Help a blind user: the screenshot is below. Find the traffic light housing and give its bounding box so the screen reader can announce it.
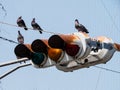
[31,39,64,63]
[48,33,91,59]
[14,44,47,68]
[14,32,119,72]
[14,32,91,70]
[14,44,33,59]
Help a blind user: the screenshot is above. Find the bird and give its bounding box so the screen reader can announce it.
[17,16,28,30]
[17,30,24,44]
[75,19,89,33]
[31,18,43,34]
[17,31,26,63]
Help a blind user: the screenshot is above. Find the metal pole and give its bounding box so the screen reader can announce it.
[0,63,31,79]
[0,58,29,67]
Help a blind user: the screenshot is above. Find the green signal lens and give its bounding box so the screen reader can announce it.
[32,53,46,65]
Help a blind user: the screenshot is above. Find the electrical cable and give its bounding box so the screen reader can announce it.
[93,65,120,90]
[0,36,18,44]
[94,66,120,74]
[100,0,119,32]
[94,70,101,90]
[0,20,61,44]
[0,80,3,90]
[0,3,7,16]
[0,21,60,35]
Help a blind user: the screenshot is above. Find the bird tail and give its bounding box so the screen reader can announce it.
[24,27,28,30]
[18,30,21,35]
[18,30,23,38]
[39,30,42,34]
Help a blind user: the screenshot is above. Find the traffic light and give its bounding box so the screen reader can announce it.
[14,44,33,59]
[48,32,91,60]
[14,44,47,68]
[31,39,64,63]
[47,32,92,71]
[14,32,91,69]
[48,34,80,56]
[13,32,119,72]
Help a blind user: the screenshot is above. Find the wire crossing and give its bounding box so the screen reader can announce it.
[0,21,61,44]
[100,0,119,32]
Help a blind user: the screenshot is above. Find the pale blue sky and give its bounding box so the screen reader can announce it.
[0,0,120,90]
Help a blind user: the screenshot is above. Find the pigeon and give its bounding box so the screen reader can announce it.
[17,30,24,44]
[75,19,89,33]
[17,31,26,63]
[17,16,28,30]
[31,18,43,34]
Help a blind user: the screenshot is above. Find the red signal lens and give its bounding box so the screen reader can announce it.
[65,44,80,56]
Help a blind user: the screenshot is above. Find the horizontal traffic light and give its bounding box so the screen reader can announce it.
[14,32,91,69]
[13,32,119,72]
[48,34,78,49]
[14,44,47,67]
[48,34,82,57]
[31,39,64,62]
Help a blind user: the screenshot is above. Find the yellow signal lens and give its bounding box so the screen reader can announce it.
[48,48,63,62]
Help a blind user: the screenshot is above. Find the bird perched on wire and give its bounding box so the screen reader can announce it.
[75,19,89,33]
[17,16,28,30]
[17,30,24,44]
[31,18,43,34]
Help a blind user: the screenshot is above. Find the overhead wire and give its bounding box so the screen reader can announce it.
[0,21,60,35]
[0,20,61,44]
[100,0,119,32]
[0,36,18,44]
[93,65,120,90]
[0,80,3,90]
[94,66,120,74]
[0,3,7,17]
[94,70,102,90]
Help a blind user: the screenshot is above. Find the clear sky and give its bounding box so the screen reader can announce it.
[0,0,120,90]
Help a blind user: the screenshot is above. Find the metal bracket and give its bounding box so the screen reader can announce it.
[0,58,31,79]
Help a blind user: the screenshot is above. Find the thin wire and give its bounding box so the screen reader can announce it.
[94,70,101,90]
[0,36,18,44]
[0,3,7,17]
[0,21,60,35]
[94,66,120,74]
[0,20,62,44]
[0,80,3,90]
[100,0,119,32]
[0,21,61,44]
